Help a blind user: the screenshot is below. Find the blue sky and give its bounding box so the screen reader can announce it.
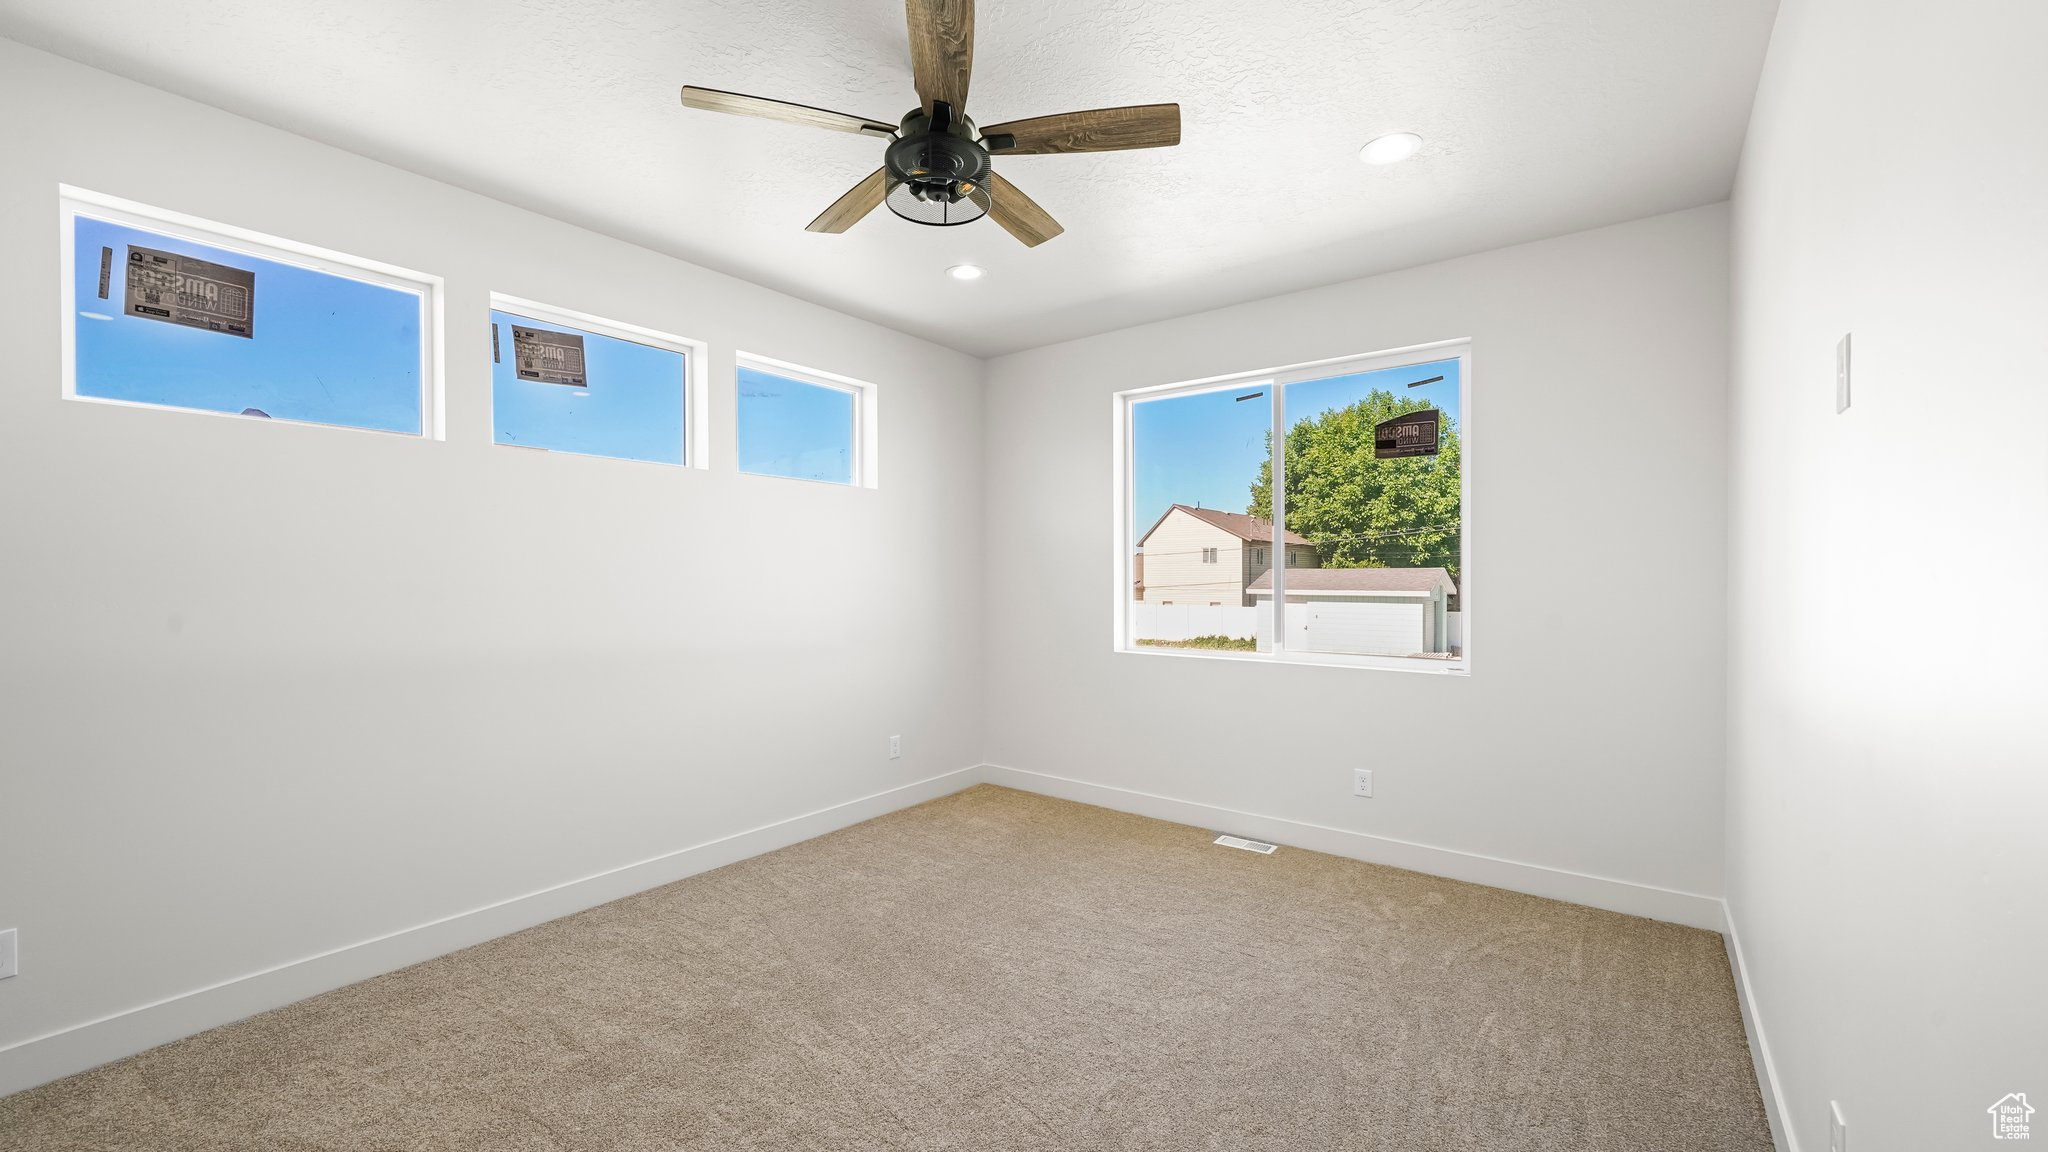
[1131,356,1461,534]
[73,215,422,433]
[736,366,855,485]
[491,311,685,465]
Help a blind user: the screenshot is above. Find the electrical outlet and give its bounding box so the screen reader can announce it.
[888,735,902,760]
[1835,334,1851,413]
[0,928,16,979]
[1829,1100,1847,1152]
[1353,769,1373,798]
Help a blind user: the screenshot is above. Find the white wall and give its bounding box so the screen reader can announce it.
[983,205,1732,916]
[1727,2,2048,1149]
[0,39,983,1092]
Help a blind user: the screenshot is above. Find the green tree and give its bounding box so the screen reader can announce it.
[1247,390,1461,574]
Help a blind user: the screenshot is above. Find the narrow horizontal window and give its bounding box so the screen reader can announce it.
[63,189,437,436]
[488,298,696,467]
[736,355,877,488]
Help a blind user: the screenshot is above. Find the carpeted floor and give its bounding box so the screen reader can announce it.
[0,785,1773,1151]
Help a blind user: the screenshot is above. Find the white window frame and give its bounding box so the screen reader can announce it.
[58,185,444,439]
[1112,338,1473,675]
[489,293,708,469]
[734,351,880,489]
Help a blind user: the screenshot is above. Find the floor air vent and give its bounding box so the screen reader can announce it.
[1213,834,1278,855]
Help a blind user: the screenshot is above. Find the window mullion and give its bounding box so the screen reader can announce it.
[1269,376,1287,653]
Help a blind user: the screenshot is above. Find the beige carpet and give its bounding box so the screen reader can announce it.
[1,785,1772,1151]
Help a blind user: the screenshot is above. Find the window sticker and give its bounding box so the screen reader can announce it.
[512,325,587,387]
[123,245,255,338]
[1373,408,1441,459]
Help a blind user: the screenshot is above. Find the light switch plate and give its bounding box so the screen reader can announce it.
[1836,334,1852,413]
[0,928,16,979]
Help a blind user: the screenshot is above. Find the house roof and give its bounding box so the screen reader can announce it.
[1137,504,1314,548]
[1246,567,1457,595]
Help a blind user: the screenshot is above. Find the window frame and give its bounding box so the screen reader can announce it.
[488,292,708,469]
[58,185,444,439]
[1113,338,1473,675]
[733,351,880,489]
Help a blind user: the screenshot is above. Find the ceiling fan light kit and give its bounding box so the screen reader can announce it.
[883,103,992,226]
[678,0,1181,248]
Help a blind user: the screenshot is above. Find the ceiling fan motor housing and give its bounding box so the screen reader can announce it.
[884,106,993,225]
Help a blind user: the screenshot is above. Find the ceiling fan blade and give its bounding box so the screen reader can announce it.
[981,104,1181,154]
[806,169,893,234]
[680,86,896,138]
[985,172,1063,247]
[906,0,974,117]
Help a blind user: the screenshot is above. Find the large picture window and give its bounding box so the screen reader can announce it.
[62,188,438,437]
[1118,342,1469,672]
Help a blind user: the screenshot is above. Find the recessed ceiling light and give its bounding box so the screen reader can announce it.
[946,264,986,281]
[1359,132,1423,164]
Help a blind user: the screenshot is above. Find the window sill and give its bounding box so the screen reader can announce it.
[493,441,698,469]
[735,469,873,490]
[63,393,432,439]
[1114,644,1468,676]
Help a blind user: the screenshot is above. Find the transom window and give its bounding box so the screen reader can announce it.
[62,187,439,437]
[735,353,879,488]
[1118,342,1470,672]
[488,295,703,467]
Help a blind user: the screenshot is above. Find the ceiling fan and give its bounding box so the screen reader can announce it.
[679,0,1181,248]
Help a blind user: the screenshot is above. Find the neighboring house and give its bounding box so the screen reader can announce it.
[1248,566,1459,656]
[1136,504,1318,607]
[1131,552,1145,600]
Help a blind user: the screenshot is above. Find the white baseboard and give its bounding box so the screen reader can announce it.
[980,764,1727,932]
[0,766,981,1099]
[1723,899,1797,1152]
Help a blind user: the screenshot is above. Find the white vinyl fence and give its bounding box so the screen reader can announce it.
[1135,603,1465,655]
[1131,602,1260,642]
[1255,603,1466,657]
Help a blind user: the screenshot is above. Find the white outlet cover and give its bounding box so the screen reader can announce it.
[888,735,902,760]
[1353,769,1373,798]
[0,927,16,979]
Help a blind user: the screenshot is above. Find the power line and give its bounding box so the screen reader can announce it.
[1132,521,1463,564]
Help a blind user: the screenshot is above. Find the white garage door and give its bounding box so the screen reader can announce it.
[1305,601,1425,656]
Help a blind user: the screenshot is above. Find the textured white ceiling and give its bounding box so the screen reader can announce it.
[0,0,1778,357]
